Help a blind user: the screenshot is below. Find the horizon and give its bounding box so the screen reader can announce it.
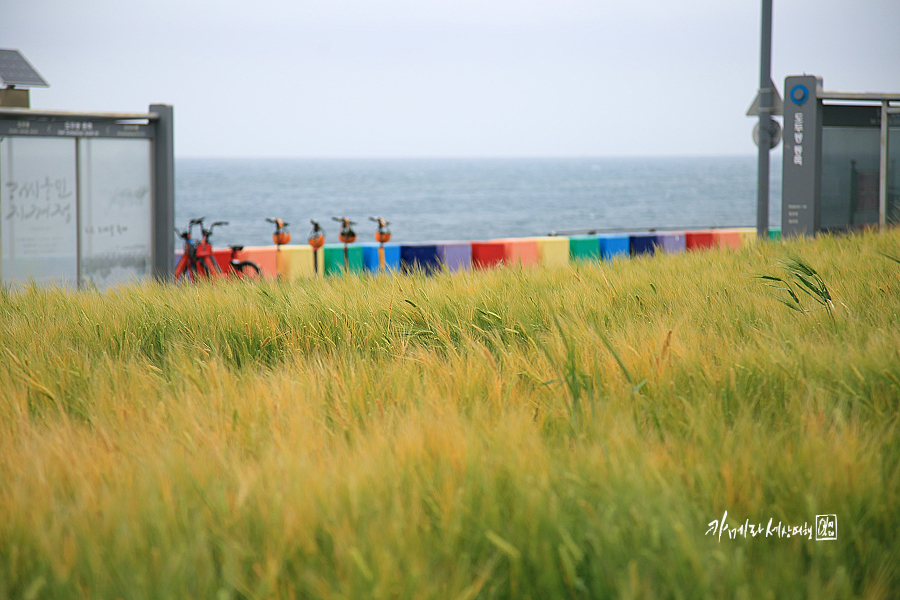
[173,152,764,161]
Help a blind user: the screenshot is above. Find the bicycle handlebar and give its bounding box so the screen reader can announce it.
[178,217,225,241]
[206,221,229,236]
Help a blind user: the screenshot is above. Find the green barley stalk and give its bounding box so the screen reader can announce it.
[757,255,834,321]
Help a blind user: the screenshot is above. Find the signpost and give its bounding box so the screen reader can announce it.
[756,0,774,239]
[781,76,823,236]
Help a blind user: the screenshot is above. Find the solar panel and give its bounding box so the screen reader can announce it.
[0,49,49,88]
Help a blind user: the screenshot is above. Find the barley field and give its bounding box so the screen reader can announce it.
[1,230,899,599]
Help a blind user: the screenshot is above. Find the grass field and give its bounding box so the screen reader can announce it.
[1,230,899,599]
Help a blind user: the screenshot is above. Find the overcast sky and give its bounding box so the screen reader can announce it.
[3,0,898,158]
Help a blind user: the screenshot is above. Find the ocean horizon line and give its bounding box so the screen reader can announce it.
[175,153,762,162]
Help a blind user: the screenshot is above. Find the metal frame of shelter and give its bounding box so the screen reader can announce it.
[0,105,174,286]
[818,88,900,232]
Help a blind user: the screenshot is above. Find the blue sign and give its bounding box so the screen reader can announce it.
[790,84,809,106]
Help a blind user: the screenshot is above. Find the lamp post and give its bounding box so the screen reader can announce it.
[370,217,391,271]
[308,220,325,274]
[333,217,357,272]
[267,218,291,278]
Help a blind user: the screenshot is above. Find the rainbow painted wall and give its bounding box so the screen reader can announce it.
[200,227,782,279]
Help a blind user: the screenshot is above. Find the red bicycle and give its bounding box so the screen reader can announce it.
[174,218,216,281]
[174,218,260,281]
[223,242,262,278]
[206,220,261,279]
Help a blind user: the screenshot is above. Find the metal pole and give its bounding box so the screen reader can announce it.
[75,137,83,288]
[150,104,175,281]
[757,0,773,239]
[880,101,889,230]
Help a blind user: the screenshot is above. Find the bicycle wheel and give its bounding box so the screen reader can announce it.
[233,261,261,279]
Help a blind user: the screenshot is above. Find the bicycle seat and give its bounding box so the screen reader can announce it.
[230,245,244,252]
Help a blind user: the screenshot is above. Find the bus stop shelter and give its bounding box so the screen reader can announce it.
[782,75,900,236]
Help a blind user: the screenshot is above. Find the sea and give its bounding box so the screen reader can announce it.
[174,156,782,249]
